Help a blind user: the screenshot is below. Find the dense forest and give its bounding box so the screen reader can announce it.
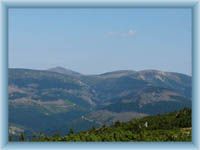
[11,108,191,142]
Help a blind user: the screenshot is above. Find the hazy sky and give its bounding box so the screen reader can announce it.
[9,8,192,75]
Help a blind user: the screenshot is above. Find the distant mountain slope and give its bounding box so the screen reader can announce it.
[8,68,192,136]
[48,66,82,77]
[15,108,191,142]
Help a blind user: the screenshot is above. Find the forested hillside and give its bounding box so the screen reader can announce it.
[9,68,191,137]
[13,108,191,142]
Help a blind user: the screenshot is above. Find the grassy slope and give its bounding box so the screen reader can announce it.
[23,108,191,142]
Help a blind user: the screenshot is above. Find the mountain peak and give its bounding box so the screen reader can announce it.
[48,66,82,76]
[98,70,136,78]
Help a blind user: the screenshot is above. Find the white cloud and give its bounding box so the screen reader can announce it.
[106,29,136,38]
[127,29,136,36]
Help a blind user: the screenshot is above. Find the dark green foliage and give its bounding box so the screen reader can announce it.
[102,96,191,115]
[13,108,191,142]
[114,120,121,127]
[91,126,96,131]
[69,128,74,135]
[9,135,12,141]
[19,133,25,141]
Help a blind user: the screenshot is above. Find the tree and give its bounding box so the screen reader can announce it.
[91,126,96,131]
[102,124,106,128]
[19,133,25,141]
[69,128,74,135]
[114,120,121,127]
[9,135,12,141]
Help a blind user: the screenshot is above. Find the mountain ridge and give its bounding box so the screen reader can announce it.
[8,67,192,77]
[9,67,192,137]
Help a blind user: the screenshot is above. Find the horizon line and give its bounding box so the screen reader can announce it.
[8,66,192,77]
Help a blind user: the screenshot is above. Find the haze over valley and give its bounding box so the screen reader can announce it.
[9,67,192,138]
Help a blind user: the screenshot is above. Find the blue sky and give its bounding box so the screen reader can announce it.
[9,8,192,75]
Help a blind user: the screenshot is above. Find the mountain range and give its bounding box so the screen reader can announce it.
[8,67,192,137]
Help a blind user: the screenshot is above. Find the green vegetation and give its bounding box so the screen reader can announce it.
[14,108,191,142]
[9,68,191,135]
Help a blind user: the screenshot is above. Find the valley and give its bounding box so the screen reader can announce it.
[8,67,192,140]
